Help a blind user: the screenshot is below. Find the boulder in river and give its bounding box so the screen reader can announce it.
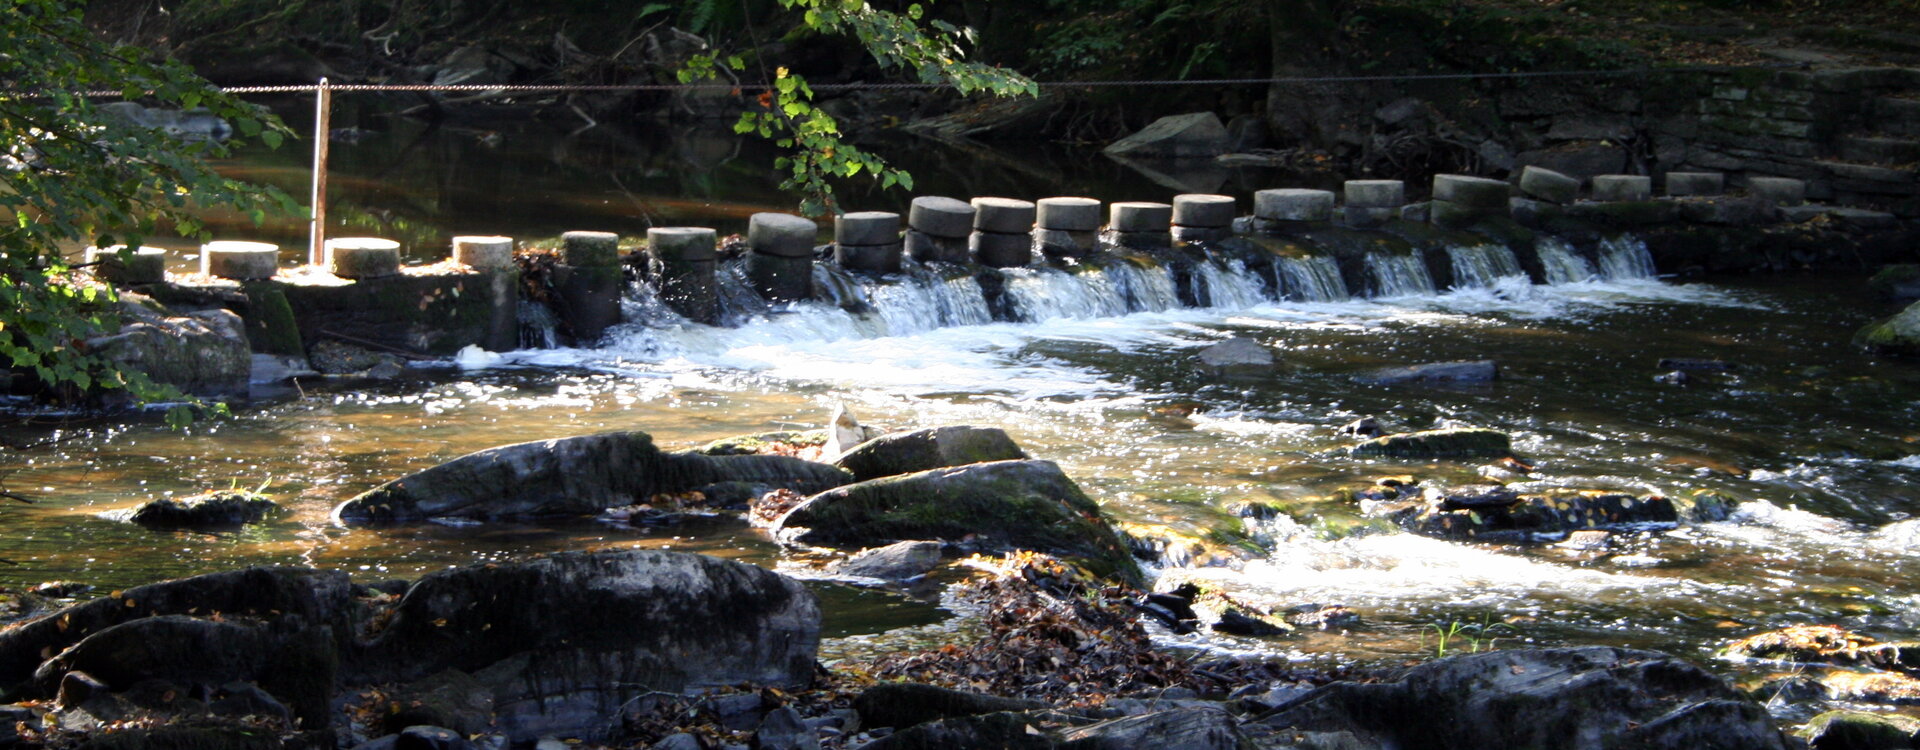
[834,426,1028,481]
[1196,336,1275,375]
[1856,299,1920,357]
[1798,710,1920,750]
[105,489,278,529]
[1358,359,1498,385]
[82,295,251,401]
[774,459,1141,584]
[1348,428,1512,459]
[1102,112,1230,158]
[1391,490,1680,543]
[1253,646,1796,750]
[828,540,944,580]
[333,430,851,523]
[358,549,819,742]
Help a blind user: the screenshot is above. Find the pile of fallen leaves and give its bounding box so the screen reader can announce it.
[750,489,808,526]
[863,552,1207,704]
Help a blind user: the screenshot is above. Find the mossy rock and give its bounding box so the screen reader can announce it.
[240,283,303,356]
[1855,300,1920,357]
[110,490,279,529]
[1799,710,1920,750]
[1869,264,1920,302]
[1349,428,1513,459]
[835,426,1028,481]
[696,430,828,456]
[774,460,1141,585]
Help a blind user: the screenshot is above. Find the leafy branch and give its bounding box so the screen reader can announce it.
[679,0,1035,216]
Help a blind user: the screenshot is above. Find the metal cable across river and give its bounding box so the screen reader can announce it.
[7,113,1920,722]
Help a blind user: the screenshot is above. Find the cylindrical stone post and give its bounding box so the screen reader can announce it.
[647,227,719,324]
[452,236,514,270]
[1172,194,1235,243]
[1034,197,1102,257]
[905,196,973,264]
[970,197,1036,267]
[1106,201,1173,250]
[451,236,520,352]
[1343,180,1405,228]
[553,230,623,344]
[1591,175,1653,202]
[834,211,903,274]
[747,212,817,302]
[324,237,402,279]
[200,241,280,280]
[1430,174,1510,228]
[1253,189,1335,233]
[1746,176,1806,206]
[85,245,168,285]
[1666,172,1725,197]
[1517,166,1581,205]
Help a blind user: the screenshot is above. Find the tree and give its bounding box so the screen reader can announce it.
[680,0,1036,216]
[0,0,294,425]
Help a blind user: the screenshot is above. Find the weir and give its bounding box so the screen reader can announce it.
[134,167,1914,363]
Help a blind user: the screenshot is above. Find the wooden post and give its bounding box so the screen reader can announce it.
[307,78,332,267]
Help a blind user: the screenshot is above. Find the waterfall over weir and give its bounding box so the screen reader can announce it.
[594,232,1661,350]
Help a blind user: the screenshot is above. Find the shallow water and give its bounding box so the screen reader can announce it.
[13,113,1920,677]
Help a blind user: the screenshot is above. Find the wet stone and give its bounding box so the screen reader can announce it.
[835,211,901,246]
[647,227,718,263]
[1037,197,1102,231]
[1667,171,1726,197]
[836,242,904,274]
[970,231,1033,268]
[1034,228,1098,257]
[1591,175,1654,202]
[1171,226,1232,243]
[560,231,619,267]
[1172,194,1236,228]
[1109,202,1173,232]
[749,213,818,259]
[904,230,970,264]
[909,196,975,238]
[970,197,1037,234]
[1255,189,1335,221]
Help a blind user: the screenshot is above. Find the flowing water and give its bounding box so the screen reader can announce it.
[11,114,1920,681]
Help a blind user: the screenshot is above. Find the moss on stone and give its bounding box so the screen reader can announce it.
[779,460,1140,585]
[1870,264,1920,301]
[1797,710,1920,749]
[697,430,829,456]
[1349,428,1513,459]
[1854,300,1920,357]
[240,284,304,356]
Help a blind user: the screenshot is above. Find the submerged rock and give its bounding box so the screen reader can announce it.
[333,430,851,523]
[1254,647,1796,750]
[1799,710,1920,749]
[1856,299,1920,357]
[828,540,944,580]
[1196,337,1275,374]
[1722,625,1920,670]
[1348,428,1512,459]
[1358,360,1498,385]
[106,490,278,529]
[1392,491,1679,543]
[834,426,1028,482]
[775,460,1140,584]
[1103,112,1230,158]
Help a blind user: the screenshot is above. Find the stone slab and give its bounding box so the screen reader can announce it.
[1518,166,1580,205]
[452,236,514,269]
[1255,189,1336,221]
[1667,172,1726,197]
[748,213,819,258]
[201,241,280,280]
[835,212,901,246]
[1037,197,1103,231]
[647,227,718,263]
[909,196,975,238]
[1344,180,1405,209]
[1109,201,1173,232]
[970,197,1037,234]
[970,231,1033,268]
[1591,175,1653,202]
[1432,174,1511,210]
[1172,194,1236,228]
[560,231,619,267]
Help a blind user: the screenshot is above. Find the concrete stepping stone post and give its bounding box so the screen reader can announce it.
[906,196,972,264]
[85,245,168,285]
[452,236,514,270]
[1035,197,1101,257]
[1518,166,1581,205]
[1666,172,1725,197]
[553,230,623,344]
[970,198,1036,267]
[647,227,719,324]
[1746,176,1806,206]
[1591,175,1653,202]
[834,212,903,274]
[1106,201,1173,250]
[200,241,280,280]
[1253,189,1335,233]
[1343,180,1404,228]
[747,213,817,302]
[1172,194,1235,242]
[1430,174,1510,228]
[324,237,402,280]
